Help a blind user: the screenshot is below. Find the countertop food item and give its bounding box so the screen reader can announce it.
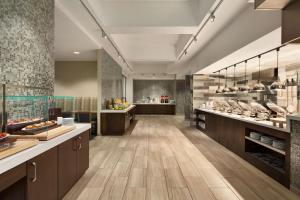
[250,102,268,113]
[7,118,42,126]
[238,101,252,112]
[266,102,287,117]
[0,133,8,140]
[23,120,56,130]
[228,100,243,114]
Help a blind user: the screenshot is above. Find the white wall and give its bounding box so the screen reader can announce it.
[54,61,97,97]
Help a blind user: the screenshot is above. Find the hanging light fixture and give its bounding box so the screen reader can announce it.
[222,68,230,93]
[230,65,239,92]
[253,55,265,92]
[239,61,250,92]
[271,48,285,90]
[216,70,222,94]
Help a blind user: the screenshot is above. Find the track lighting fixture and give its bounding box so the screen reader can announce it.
[79,0,133,71]
[216,71,222,94]
[239,61,250,92]
[229,65,239,92]
[177,0,224,60]
[222,68,230,93]
[210,13,216,22]
[253,55,265,92]
[271,48,285,90]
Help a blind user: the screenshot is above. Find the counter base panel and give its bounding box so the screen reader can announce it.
[195,109,290,188]
[134,104,175,115]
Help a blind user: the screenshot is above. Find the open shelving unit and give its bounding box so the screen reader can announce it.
[244,127,290,187]
[245,136,286,155]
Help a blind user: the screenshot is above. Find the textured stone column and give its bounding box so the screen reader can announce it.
[289,116,300,195]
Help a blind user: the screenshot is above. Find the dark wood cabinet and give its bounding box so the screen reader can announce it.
[58,130,89,199]
[58,137,78,199]
[77,131,89,178]
[101,107,136,135]
[0,164,26,200]
[27,147,58,200]
[134,104,176,115]
[0,129,90,200]
[195,109,290,187]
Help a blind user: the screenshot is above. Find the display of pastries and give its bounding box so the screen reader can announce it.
[24,120,56,130]
[7,118,42,126]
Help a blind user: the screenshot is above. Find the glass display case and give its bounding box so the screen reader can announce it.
[1,84,57,135]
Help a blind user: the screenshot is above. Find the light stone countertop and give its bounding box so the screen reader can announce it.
[197,108,289,133]
[0,123,91,175]
[100,105,136,113]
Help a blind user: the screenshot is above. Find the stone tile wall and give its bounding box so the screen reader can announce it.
[291,119,300,192]
[133,80,175,102]
[0,0,55,96]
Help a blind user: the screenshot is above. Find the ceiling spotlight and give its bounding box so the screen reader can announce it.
[193,36,197,42]
[210,13,216,22]
[118,53,121,58]
[184,50,187,55]
[103,34,108,39]
[73,51,80,55]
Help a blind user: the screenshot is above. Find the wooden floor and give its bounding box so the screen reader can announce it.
[64,116,299,200]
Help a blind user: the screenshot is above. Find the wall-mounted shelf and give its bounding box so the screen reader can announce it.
[245,136,286,155]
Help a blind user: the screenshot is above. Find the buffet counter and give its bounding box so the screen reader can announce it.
[100,105,136,135]
[0,123,91,199]
[133,102,176,115]
[198,108,289,133]
[195,108,290,188]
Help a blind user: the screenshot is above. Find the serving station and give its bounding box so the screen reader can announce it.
[100,104,136,135]
[133,103,176,115]
[196,108,290,187]
[0,123,91,200]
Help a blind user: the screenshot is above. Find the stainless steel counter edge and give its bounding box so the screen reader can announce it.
[100,105,136,113]
[0,123,91,175]
[197,108,289,133]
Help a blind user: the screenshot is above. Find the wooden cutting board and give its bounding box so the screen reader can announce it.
[10,126,76,141]
[0,139,39,160]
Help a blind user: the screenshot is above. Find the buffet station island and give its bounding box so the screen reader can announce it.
[100,100,136,135]
[195,99,293,188]
[0,123,91,200]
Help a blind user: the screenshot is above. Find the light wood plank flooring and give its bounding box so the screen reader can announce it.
[64,116,299,200]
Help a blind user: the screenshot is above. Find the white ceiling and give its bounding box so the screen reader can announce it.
[54,0,261,75]
[54,6,99,61]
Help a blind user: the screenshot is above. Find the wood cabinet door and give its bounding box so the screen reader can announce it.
[77,131,89,178]
[27,147,58,200]
[58,137,78,199]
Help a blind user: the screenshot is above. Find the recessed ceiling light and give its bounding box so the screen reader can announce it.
[73,51,80,55]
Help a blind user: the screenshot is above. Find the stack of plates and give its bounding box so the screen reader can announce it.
[260,135,274,145]
[272,139,285,150]
[62,118,75,126]
[250,132,262,140]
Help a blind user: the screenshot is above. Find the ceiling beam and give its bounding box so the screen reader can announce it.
[254,0,293,10]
